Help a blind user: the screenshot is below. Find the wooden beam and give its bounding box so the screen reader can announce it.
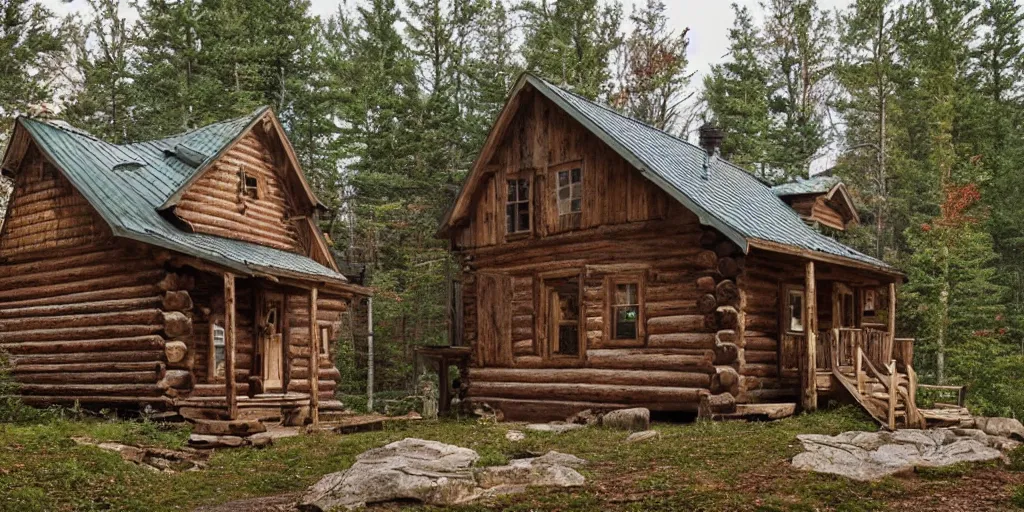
[887,282,896,341]
[308,287,320,425]
[802,261,818,412]
[224,273,237,420]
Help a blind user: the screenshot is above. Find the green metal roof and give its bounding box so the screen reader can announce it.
[771,175,842,197]
[13,111,347,283]
[525,75,895,273]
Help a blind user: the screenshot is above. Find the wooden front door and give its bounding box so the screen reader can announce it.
[259,291,285,392]
[540,275,583,360]
[779,284,805,378]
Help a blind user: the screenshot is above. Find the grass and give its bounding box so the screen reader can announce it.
[1,405,1022,511]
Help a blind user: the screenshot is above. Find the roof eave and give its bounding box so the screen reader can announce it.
[747,238,905,280]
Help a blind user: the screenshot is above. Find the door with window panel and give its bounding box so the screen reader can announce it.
[779,285,806,377]
[542,276,583,360]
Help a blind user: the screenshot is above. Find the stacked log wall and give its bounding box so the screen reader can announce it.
[0,152,185,408]
[285,292,346,402]
[175,131,303,253]
[737,249,803,403]
[453,90,668,250]
[460,213,753,419]
[785,195,847,231]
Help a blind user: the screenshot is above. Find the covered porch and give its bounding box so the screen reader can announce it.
[777,259,925,429]
[162,256,367,427]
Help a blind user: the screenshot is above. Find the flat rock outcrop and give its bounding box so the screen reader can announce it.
[792,428,1018,481]
[298,438,585,511]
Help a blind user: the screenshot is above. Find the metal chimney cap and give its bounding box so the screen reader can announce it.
[699,123,725,156]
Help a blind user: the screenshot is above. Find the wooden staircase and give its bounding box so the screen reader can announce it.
[830,343,926,430]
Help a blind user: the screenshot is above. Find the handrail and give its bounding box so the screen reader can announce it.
[902,365,924,428]
[859,350,892,392]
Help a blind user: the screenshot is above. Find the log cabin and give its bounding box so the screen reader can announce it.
[0,108,370,425]
[438,74,925,428]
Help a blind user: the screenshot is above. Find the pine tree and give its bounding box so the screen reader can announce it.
[0,0,65,138]
[519,0,623,99]
[971,0,1024,347]
[833,0,901,259]
[0,0,66,218]
[62,0,138,142]
[702,4,773,177]
[132,0,213,136]
[762,0,836,181]
[463,0,520,150]
[901,184,1005,385]
[404,0,485,178]
[610,0,691,132]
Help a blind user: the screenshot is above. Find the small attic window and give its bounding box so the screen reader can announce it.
[240,167,261,199]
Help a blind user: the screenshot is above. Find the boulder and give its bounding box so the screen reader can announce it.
[188,434,246,449]
[601,408,650,432]
[72,437,208,472]
[525,422,585,433]
[974,417,1024,441]
[248,433,275,448]
[566,409,601,426]
[298,438,586,511]
[505,430,525,442]
[625,430,660,443]
[792,428,1010,481]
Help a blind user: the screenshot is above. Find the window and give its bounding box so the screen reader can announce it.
[211,322,226,380]
[506,178,530,234]
[787,289,805,333]
[613,283,640,340]
[240,167,261,199]
[320,326,331,359]
[550,280,580,356]
[862,289,877,319]
[557,167,582,216]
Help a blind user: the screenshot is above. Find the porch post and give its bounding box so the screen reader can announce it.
[308,287,320,426]
[887,282,896,341]
[224,273,238,420]
[802,261,818,412]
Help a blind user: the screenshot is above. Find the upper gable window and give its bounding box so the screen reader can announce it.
[506,177,531,235]
[557,167,582,216]
[240,167,261,200]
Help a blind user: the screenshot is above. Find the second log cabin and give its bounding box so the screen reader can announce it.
[439,74,924,427]
[0,108,370,424]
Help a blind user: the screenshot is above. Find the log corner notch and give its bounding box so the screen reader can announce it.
[698,228,744,417]
[802,260,818,412]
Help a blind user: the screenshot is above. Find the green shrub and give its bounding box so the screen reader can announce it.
[1011,485,1024,508]
[1008,446,1024,472]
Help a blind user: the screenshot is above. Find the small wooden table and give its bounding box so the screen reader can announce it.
[414,346,472,416]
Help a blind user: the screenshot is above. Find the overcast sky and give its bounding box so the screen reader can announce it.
[43,0,850,170]
[44,0,849,82]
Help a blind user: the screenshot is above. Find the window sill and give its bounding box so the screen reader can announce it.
[505,232,532,242]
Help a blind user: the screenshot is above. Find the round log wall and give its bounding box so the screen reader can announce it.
[0,245,185,408]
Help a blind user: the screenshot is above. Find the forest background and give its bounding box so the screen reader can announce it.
[2,0,1022,415]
